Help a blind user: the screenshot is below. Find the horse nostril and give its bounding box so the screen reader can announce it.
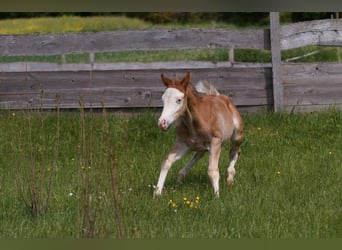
[158,119,168,130]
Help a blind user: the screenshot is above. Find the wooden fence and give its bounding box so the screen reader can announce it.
[0,13,342,112]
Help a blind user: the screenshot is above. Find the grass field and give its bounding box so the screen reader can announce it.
[0,15,341,239]
[0,108,340,238]
[0,15,265,35]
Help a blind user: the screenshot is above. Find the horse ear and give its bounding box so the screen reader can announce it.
[161,73,172,87]
[181,72,191,87]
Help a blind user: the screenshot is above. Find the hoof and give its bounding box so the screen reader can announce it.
[227,177,234,185]
[177,173,185,184]
[153,188,162,198]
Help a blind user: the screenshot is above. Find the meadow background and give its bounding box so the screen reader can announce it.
[1,13,342,64]
[0,14,341,238]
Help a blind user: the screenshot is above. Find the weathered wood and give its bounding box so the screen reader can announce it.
[1,16,342,112]
[0,29,270,57]
[0,66,272,110]
[284,83,342,105]
[270,12,283,112]
[279,18,342,112]
[2,19,340,57]
[283,104,342,112]
[320,41,342,47]
[2,60,340,112]
[0,61,274,73]
[282,62,342,84]
[0,63,272,90]
[229,46,235,63]
[282,62,342,111]
[281,19,342,50]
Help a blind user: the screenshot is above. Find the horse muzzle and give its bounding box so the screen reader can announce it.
[158,118,170,131]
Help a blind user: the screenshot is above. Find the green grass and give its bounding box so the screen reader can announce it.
[0,15,262,35]
[0,108,341,238]
[0,16,150,34]
[1,47,341,64]
[1,46,340,64]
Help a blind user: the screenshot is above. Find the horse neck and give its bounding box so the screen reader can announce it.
[180,86,201,130]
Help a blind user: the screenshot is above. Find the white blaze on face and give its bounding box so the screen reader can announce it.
[158,88,185,131]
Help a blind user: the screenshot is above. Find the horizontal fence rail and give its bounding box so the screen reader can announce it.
[0,29,270,57]
[0,62,273,112]
[282,62,342,111]
[0,15,342,112]
[281,19,342,49]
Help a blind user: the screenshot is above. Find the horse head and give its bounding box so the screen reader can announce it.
[158,72,191,131]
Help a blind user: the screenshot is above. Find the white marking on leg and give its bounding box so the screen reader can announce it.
[227,152,238,185]
[208,169,220,197]
[227,117,243,185]
[154,142,189,197]
[232,115,240,129]
[208,137,222,197]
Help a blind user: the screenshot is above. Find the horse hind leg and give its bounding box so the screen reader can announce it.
[227,125,244,185]
[177,151,205,184]
[227,145,240,185]
[208,137,222,197]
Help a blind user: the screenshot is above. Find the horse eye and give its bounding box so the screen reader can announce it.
[176,98,182,104]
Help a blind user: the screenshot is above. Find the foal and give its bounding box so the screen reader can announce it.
[154,72,244,197]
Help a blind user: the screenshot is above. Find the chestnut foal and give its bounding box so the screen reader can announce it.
[154,72,244,197]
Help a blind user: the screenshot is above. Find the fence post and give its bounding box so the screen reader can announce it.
[228,46,235,64]
[270,12,283,112]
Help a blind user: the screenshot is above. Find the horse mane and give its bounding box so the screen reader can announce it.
[181,80,209,132]
[180,80,221,134]
[194,80,220,96]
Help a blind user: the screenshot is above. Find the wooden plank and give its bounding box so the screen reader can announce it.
[281,19,342,50]
[0,69,271,95]
[0,88,163,109]
[270,12,283,112]
[284,83,342,105]
[0,87,272,109]
[0,29,270,57]
[282,62,342,111]
[0,66,272,92]
[238,105,272,113]
[320,40,342,47]
[282,62,342,74]
[0,66,272,110]
[284,104,342,112]
[282,62,342,85]
[0,61,235,73]
[7,19,336,57]
[0,61,274,73]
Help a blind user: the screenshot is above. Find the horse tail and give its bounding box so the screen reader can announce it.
[195,80,220,96]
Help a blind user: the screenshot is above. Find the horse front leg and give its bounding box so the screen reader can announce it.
[154,141,189,197]
[208,137,222,197]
